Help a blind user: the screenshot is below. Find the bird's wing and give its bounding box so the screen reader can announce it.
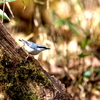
[25,41,36,49]
[20,39,36,49]
[19,39,50,49]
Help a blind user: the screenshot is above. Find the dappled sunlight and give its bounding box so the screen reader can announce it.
[0,93,4,100]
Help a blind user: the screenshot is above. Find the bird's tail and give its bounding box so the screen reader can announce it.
[19,39,23,42]
[19,39,27,45]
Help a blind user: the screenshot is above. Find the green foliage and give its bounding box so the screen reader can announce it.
[84,68,100,79]
[0,0,16,20]
[55,19,65,28]
[55,18,82,36]
[77,0,83,10]
[94,68,100,75]
[66,19,80,36]
[94,86,99,90]
[78,53,91,58]
[0,0,16,3]
[80,39,92,49]
[81,40,87,49]
[34,0,44,4]
[0,9,10,20]
[84,69,92,78]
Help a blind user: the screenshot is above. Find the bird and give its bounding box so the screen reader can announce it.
[19,39,50,55]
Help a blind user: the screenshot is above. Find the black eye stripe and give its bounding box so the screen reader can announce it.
[37,46,50,49]
[37,46,46,48]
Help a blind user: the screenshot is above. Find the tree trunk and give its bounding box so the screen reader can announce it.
[0,22,73,100]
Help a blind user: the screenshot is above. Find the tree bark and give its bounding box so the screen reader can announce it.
[0,22,73,100]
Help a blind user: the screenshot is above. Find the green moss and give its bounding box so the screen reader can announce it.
[17,63,53,89]
[6,83,38,100]
[0,67,5,81]
[0,52,53,100]
[36,71,52,88]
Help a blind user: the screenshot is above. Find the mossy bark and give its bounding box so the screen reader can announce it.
[0,53,53,100]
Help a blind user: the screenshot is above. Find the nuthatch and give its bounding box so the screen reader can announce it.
[19,39,50,55]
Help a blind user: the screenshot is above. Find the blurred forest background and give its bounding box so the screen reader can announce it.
[1,0,100,99]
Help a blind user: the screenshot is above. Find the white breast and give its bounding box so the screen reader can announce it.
[24,45,40,55]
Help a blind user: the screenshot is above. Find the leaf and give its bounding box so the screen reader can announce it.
[94,86,99,90]
[0,9,10,20]
[34,0,44,5]
[94,68,100,75]
[84,69,92,78]
[0,0,16,3]
[81,40,87,49]
[55,19,65,28]
[81,39,92,49]
[87,39,92,44]
[77,0,83,10]
[78,53,91,58]
[66,20,80,36]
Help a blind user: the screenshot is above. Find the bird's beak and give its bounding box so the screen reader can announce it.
[46,48,50,49]
[19,39,22,41]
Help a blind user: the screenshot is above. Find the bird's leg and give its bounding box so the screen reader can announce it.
[19,44,30,63]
